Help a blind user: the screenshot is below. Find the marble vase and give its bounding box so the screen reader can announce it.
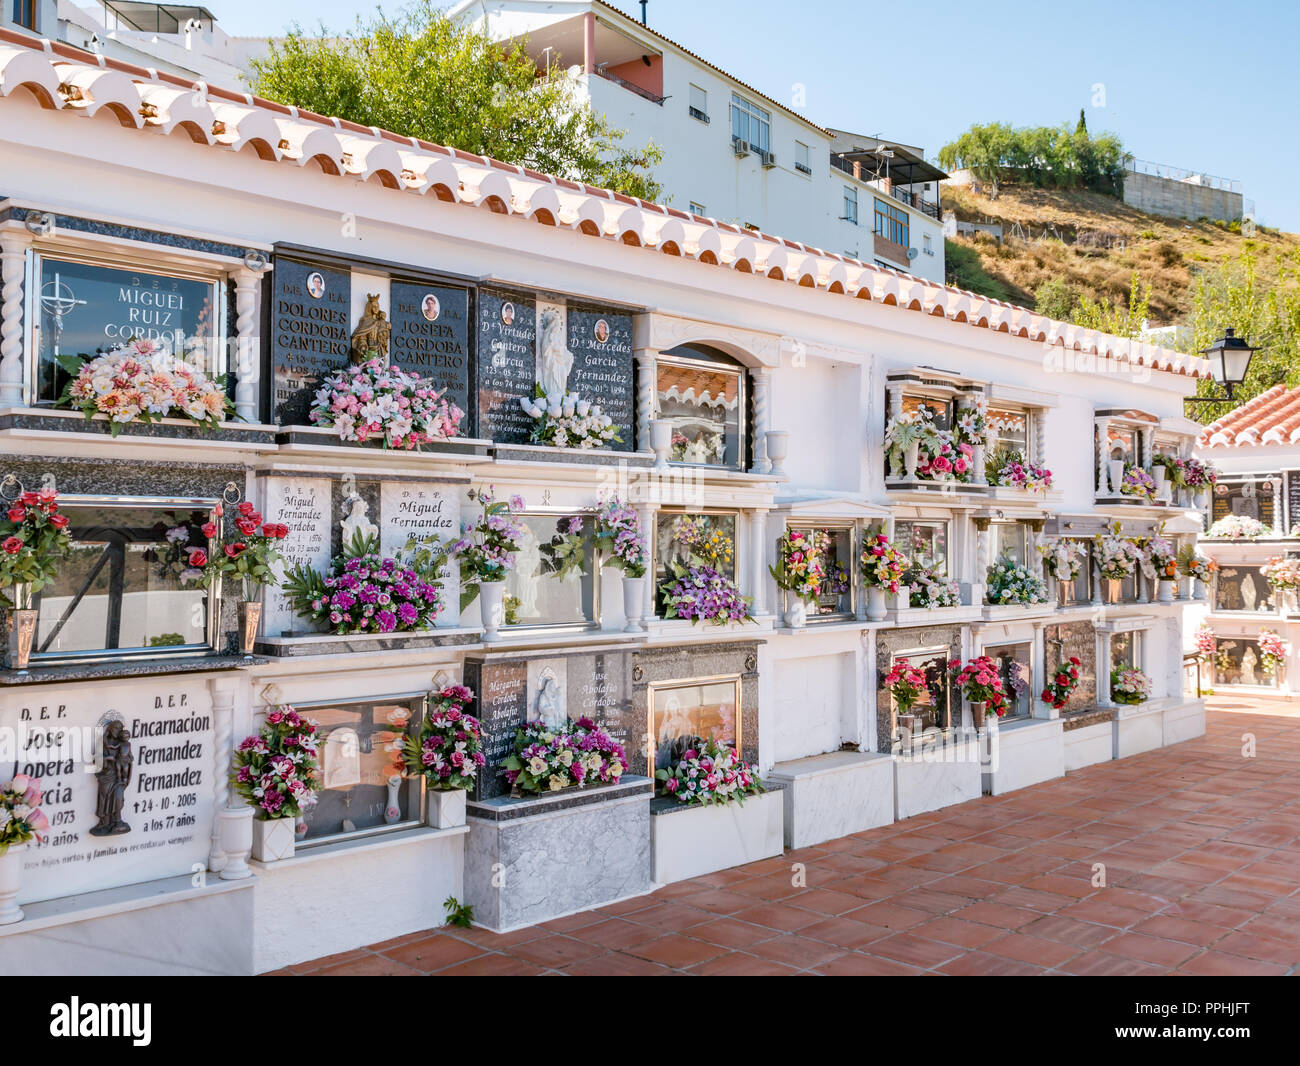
[428,788,467,829]
[251,816,296,863]
[866,585,888,621]
[622,575,645,633]
[0,843,26,925]
[479,580,507,642]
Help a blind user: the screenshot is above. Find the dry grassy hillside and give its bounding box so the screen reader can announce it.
[941,184,1300,324]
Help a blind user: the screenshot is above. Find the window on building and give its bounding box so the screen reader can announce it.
[656,347,746,469]
[298,693,425,846]
[1211,563,1274,613]
[923,233,934,256]
[654,511,739,613]
[900,393,952,431]
[689,201,707,217]
[1210,476,1277,530]
[1105,427,1138,467]
[795,141,811,175]
[1212,637,1277,687]
[31,253,222,405]
[787,525,853,617]
[842,186,858,224]
[874,197,909,247]
[987,407,1029,455]
[894,521,949,572]
[985,642,1033,719]
[13,0,36,30]
[688,84,709,123]
[31,499,217,662]
[730,94,771,153]
[503,513,597,629]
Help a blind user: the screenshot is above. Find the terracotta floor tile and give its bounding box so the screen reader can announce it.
[798,915,892,951]
[912,916,1006,949]
[748,933,849,970]
[842,900,934,931]
[730,901,824,933]
[624,933,729,968]
[379,934,489,972]
[983,932,1083,968]
[313,953,425,977]
[1100,932,1201,968]
[1132,915,1230,948]
[1210,931,1300,965]
[436,953,546,976]
[1175,950,1290,976]
[813,954,925,976]
[510,935,607,969]
[867,932,965,970]
[688,916,779,949]
[562,951,677,976]
[950,901,1041,930]
[687,951,801,976]
[1056,898,1151,929]
[1057,951,1167,976]
[937,951,1045,976]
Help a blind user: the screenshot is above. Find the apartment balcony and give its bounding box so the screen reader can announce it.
[593,65,665,105]
[830,154,942,220]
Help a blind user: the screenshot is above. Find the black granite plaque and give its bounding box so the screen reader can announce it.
[465,657,529,800]
[475,287,536,444]
[389,279,471,416]
[270,258,351,426]
[566,305,635,451]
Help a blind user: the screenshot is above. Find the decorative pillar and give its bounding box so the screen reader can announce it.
[1031,410,1047,469]
[1094,417,1108,495]
[207,674,238,872]
[1273,476,1284,533]
[0,229,31,408]
[583,11,596,74]
[751,366,772,473]
[233,268,260,423]
[636,502,657,620]
[750,508,769,616]
[634,349,656,454]
[970,516,991,607]
[1091,554,1103,606]
[1097,631,1114,707]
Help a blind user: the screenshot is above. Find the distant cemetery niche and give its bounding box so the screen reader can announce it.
[1045,621,1097,709]
[1211,477,1276,529]
[389,279,471,415]
[649,678,741,772]
[33,255,217,404]
[269,257,352,425]
[1213,566,1273,613]
[656,349,746,468]
[1213,637,1277,687]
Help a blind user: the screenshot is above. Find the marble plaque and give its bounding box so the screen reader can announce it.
[475,287,537,444]
[263,477,333,636]
[378,481,459,554]
[1046,621,1097,710]
[465,658,529,800]
[4,680,214,905]
[389,280,471,416]
[566,304,634,451]
[269,258,351,426]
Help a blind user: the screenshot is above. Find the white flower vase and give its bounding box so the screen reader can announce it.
[866,585,888,621]
[1158,579,1175,603]
[904,441,921,479]
[1152,466,1168,500]
[622,574,646,633]
[765,430,789,478]
[0,843,27,925]
[251,815,296,863]
[972,443,987,483]
[1194,488,1209,509]
[1108,459,1125,495]
[216,806,253,880]
[649,418,672,470]
[479,580,507,642]
[428,787,467,829]
[384,775,402,824]
[784,598,808,629]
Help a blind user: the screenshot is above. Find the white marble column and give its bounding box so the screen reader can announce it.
[1094,417,1108,495]
[207,674,239,871]
[634,348,656,454]
[636,502,657,620]
[0,229,31,408]
[233,267,260,423]
[860,629,878,752]
[751,366,772,473]
[750,508,769,616]
[1031,410,1047,469]
[1097,631,1114,707]
[1273,477,1284,533]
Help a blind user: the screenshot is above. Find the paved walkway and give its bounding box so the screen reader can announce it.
[279,695,1300,976]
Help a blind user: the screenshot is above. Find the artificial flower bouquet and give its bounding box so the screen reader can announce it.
[502,717,626,794]
[1039,539,1083,583]
[1260,556,1300,592]
[1119,466,1156,500]
[190,500,289,600]
[1110,667,1152,706]
[885,657,929,714]
[309,358,464,449]
[656,737,764,806]
[453,487,525,587]
[1177,544,1217,584]
[917,430,973,482]
[521,389,620,449]
[859,530,906,593]
[1177,456,1219,489]
[954,405,987,447]
[0,774,48,853]
[59,338,234,435]
[1094,523,1141,580]
[1041,656,1083,711]
[0,487,71,609]
[985,556,1050,605]
[1206,515,1271,539]
[884,408,934,474]
[1146,536,1179,583]
[1258,629,1289,676]
[1193,624,1216,657]
[987,449,1053,493]
[660,515,753,625]
[769,528,827,603]
[906,563,961,608]
[593,496,647,577]
[232,707,320,820]
[951,655,1008,720]
[399,685,485,791]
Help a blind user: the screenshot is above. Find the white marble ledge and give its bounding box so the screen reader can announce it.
[0,871,254,938]
[772,618,881,636]
[251,825,469,873]
[992,717,1062,742]
[768,749,891,781]
[1110,696,1189,719]
[889,605,984,626]
[260,625,483,647]
[643,618,774,642]
[980,603,1059,622]
[480,628,648,653]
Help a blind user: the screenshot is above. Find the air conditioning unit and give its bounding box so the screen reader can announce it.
[732,137,750,157]
[906,247,919,261]
[761,151,777,169]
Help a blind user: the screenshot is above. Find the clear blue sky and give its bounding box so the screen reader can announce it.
[211,0,1300,232]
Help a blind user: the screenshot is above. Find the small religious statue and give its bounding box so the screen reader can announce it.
[1241,647,1260,685]
[90,719,133,836]
[340,491,378,548]
[535,668,564,729]
[350,293,391,365]
[536,306,574,401]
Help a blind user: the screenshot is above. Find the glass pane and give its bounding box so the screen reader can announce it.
[504,514,595,626]
[993,523,1025,566]
[1105,428,1135,466]
[33,505,211,657]
[1212,566,1273,612]
[1210,479,1275,530]
[656,360,743,468]
[35,258,215,404]
[895,521,948,570]
[656,513,738,586]
[988,643,1033,718]
[792,526,852,615]
[302,699,421,842]
[1110,632,1139,672]
[988,408,1028,452]
[900,394,950,430]
[892,651,951,732]
[651,680,740,769]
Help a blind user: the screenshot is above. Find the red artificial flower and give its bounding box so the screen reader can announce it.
[224,542,246,558]
[48,513,69,529]
[187,548,208,568]
[2,535,23,555]
[213,503,223,518]
[238,501,256,517]
[201,522,218,539]
[235,517,259,536]
[7,507,25,523]
[19,492,38,505]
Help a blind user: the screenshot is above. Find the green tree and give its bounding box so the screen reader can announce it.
[249,1,663,200]
[1072,272,1151,337]
[1034,277,1077,321]
[938,120,1124,196]
[1076,108,1088,135]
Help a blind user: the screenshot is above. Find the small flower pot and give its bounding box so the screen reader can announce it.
[765,430,789,478]
[1108,459,1125,495]
[970,700,987,732]
[866,585,888,622]
[784,598,809,629]
[650,419,673,470]
[479,580,507,642]
[251,815,296,863]
[1158,579,1175,603]
[1106,578,1123,604]
[5,607,37,673]
[384,774,402,824]
[216,806,253,880]
[238,600,261,657]
[0,843,27,925]
[1152,466,1169,500]
[428,787,467,829]
[622,574,646,633]
[1058,579,1072,606]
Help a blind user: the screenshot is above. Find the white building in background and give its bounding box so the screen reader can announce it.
[449,0,948,283]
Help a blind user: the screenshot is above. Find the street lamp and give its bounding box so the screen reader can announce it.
[1188,328,1257,404]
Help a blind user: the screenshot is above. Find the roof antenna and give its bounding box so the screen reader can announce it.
[640,1,648,25]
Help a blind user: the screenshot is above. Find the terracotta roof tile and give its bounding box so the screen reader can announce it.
[1199,384,1300,448]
